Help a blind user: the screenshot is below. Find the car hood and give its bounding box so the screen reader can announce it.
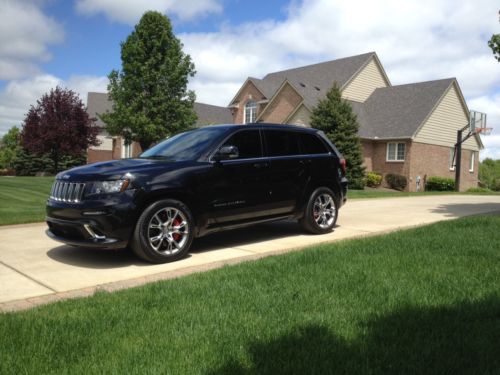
[57,158,187,182]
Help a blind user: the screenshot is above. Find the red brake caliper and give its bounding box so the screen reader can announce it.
[172,218,182,242]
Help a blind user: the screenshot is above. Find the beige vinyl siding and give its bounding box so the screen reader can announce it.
[341,58,389,103]
[287,104,311,127]
[89,135,113,151]
[414,84,479,151]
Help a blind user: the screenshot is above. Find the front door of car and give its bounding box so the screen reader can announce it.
[203,129,272,225]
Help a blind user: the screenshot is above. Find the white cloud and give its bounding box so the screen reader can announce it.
[0,0,63,79]
[178,0,500,158]
[0,74,108,135]
[75,0,223,24]
[481,136,500,160]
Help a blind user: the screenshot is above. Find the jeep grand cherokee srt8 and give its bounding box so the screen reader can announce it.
[46,124,348,263]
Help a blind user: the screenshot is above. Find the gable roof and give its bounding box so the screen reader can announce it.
[87,92,231,129]
[229,52,376,108]
[354,78,456,139]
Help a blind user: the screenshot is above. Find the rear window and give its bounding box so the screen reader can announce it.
[298,133,329,154]
[264,130,301,157]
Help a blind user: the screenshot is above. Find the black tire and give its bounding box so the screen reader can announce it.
[299,187,338,234]
[131,199,194,263]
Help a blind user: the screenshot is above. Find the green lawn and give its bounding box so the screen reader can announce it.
[0,177,54,225]
[1,215,499,374]
[347,189,500,199]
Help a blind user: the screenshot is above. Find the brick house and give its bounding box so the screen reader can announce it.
[87,52,483,191]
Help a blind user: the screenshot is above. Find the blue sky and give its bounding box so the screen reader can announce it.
[39,0,290,81]
[0,0,499,158]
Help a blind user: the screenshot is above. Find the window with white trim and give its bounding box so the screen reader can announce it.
[386,142,405,161]
[122,139,132,159]
[244,101,257,124]
[449,148,456,171]
[469,151,475,172]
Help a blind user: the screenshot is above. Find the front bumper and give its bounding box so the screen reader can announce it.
[46,217,126,249]
[45,190,139,249]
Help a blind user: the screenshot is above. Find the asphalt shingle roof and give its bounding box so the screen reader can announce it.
[87,92,232,129]
[193,102,233,126]
[354,78,455,139]
[235,52,376,108]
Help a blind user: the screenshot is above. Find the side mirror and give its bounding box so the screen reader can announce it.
[213,145,239,161]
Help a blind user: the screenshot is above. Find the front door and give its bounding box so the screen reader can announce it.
[203,129,271,225]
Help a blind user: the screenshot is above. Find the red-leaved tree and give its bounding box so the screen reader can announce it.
[21,87,100,171]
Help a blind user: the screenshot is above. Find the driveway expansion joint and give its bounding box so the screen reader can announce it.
[0,260,56,293]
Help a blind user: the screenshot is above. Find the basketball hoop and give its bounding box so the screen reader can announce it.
[474,127,492,136]
[469,110,487,133]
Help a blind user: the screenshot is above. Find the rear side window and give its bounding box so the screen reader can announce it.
[265,130,301,156]
[222,130,262,159]
[299,133,329,154]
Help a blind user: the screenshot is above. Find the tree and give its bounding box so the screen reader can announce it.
[0,126,21,169]
[479,158,500,191]
[488,34,500,62]
[489,10,500,62]
[311,84,365,189]
[101,11,197,151]
[21,87,99,172]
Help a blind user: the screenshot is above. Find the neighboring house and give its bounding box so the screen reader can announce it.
[87,52,483,191]
[87,94,232,164]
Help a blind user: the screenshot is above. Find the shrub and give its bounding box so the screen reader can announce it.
[0,168,15,176]
[365,171,382,187]
[12,150,86,176]
[466,187,492,193]
[385,173,407,191]
[425,176,455,191]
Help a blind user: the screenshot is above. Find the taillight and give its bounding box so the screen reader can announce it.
[339,158,346,176]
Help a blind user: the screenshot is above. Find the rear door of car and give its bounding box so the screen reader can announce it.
[263,129,309,214]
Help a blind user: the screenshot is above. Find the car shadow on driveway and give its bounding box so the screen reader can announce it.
[430,203,500,218]
[46,245,152,269]
[46,220,327,269]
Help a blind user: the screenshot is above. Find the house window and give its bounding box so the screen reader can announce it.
[386,142,405,161]
[122,139,132,159]
[244,101,257,124]
[449,148,456,171]
[469,151,475,172]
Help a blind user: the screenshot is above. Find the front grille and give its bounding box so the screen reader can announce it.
[50,181,86,202]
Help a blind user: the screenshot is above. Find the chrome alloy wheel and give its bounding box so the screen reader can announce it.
[312,193,336,229]
[147,207,189,255]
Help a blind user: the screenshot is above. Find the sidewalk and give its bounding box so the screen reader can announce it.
[1,194,500,312]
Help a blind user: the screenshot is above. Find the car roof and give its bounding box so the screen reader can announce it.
[200,123,320,133]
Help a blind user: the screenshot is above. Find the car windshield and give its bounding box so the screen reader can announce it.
[139,127,227,161]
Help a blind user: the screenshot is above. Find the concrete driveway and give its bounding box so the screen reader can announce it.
[1,194,500,311]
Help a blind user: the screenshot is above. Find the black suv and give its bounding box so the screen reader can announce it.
[46,124,348,263]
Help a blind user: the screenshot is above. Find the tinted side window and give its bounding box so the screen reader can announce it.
[299,133,329,154]
[265,130,301,157]
[222,130,262,159]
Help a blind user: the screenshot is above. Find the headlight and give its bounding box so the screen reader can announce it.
[88,179,130,196]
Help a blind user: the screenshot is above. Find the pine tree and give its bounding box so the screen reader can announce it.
[101,11,197,151]
[311,84,365,189]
